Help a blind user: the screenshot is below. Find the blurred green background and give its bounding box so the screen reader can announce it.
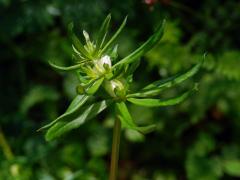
[1,0,240,179]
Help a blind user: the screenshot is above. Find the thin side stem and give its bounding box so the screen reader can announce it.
[0,127,14,160]
[109,118,121,180]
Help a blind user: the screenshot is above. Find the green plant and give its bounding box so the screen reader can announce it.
[39,14,204,179]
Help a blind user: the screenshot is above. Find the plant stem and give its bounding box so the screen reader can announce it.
[0,127,14,160]
[109,118,121,180]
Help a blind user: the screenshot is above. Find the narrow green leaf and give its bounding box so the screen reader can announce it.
[127,86,197,107]
[144,56,204,90]
[106,44,118,61]
[109,65,124,80]
[96,14,111,49]
[49,60,90,72]
[127,56,204,98]
[113,19,165,68]
[68,22,92,59]
[66,95,89,112]
[100,16,128,54]
[86,77,104,95]
[115,102,156,133]
[45,100,112,141]
[125,59,141,77]
[38,95,89,131]
[76,71,90,84]
[127,87,161,98]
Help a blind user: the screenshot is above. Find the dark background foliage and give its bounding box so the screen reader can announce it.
[1,0,240,179]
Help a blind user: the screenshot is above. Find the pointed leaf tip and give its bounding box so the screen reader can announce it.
[96,14,112,49]
[48,61,87,71]
[39,95,90,131]
[45,100,112,141]
[100,15,128,54]
[127,86,196,107]
[115,102,156,134]
[113,18,165,68]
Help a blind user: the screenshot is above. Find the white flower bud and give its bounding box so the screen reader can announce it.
[104,79,125,98]
[110,80,119,90]
[100,55,112,67]
[94,55,112,74]
[83,30,90,42]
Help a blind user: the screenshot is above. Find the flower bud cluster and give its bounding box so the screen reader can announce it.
[104,79,126,99]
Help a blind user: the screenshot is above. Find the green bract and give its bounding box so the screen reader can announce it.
[40,14,205,141]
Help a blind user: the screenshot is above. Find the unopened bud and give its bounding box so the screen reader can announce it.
[94,55,112,74]
[100,55,112,67]
[104,79,126,98]
[83,30,90,42]
[76,85,85,94]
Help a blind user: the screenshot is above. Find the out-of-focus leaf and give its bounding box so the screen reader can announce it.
[87,129,109,156]
[45,100,112,141]
[224,159,240,177]
[21,86,59,114]
[100,16,128,54]
[186,155,222,180]
[113,20,165,68]
[125,129,145,142]
[115,102,156,133]
[216,51,240,80]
